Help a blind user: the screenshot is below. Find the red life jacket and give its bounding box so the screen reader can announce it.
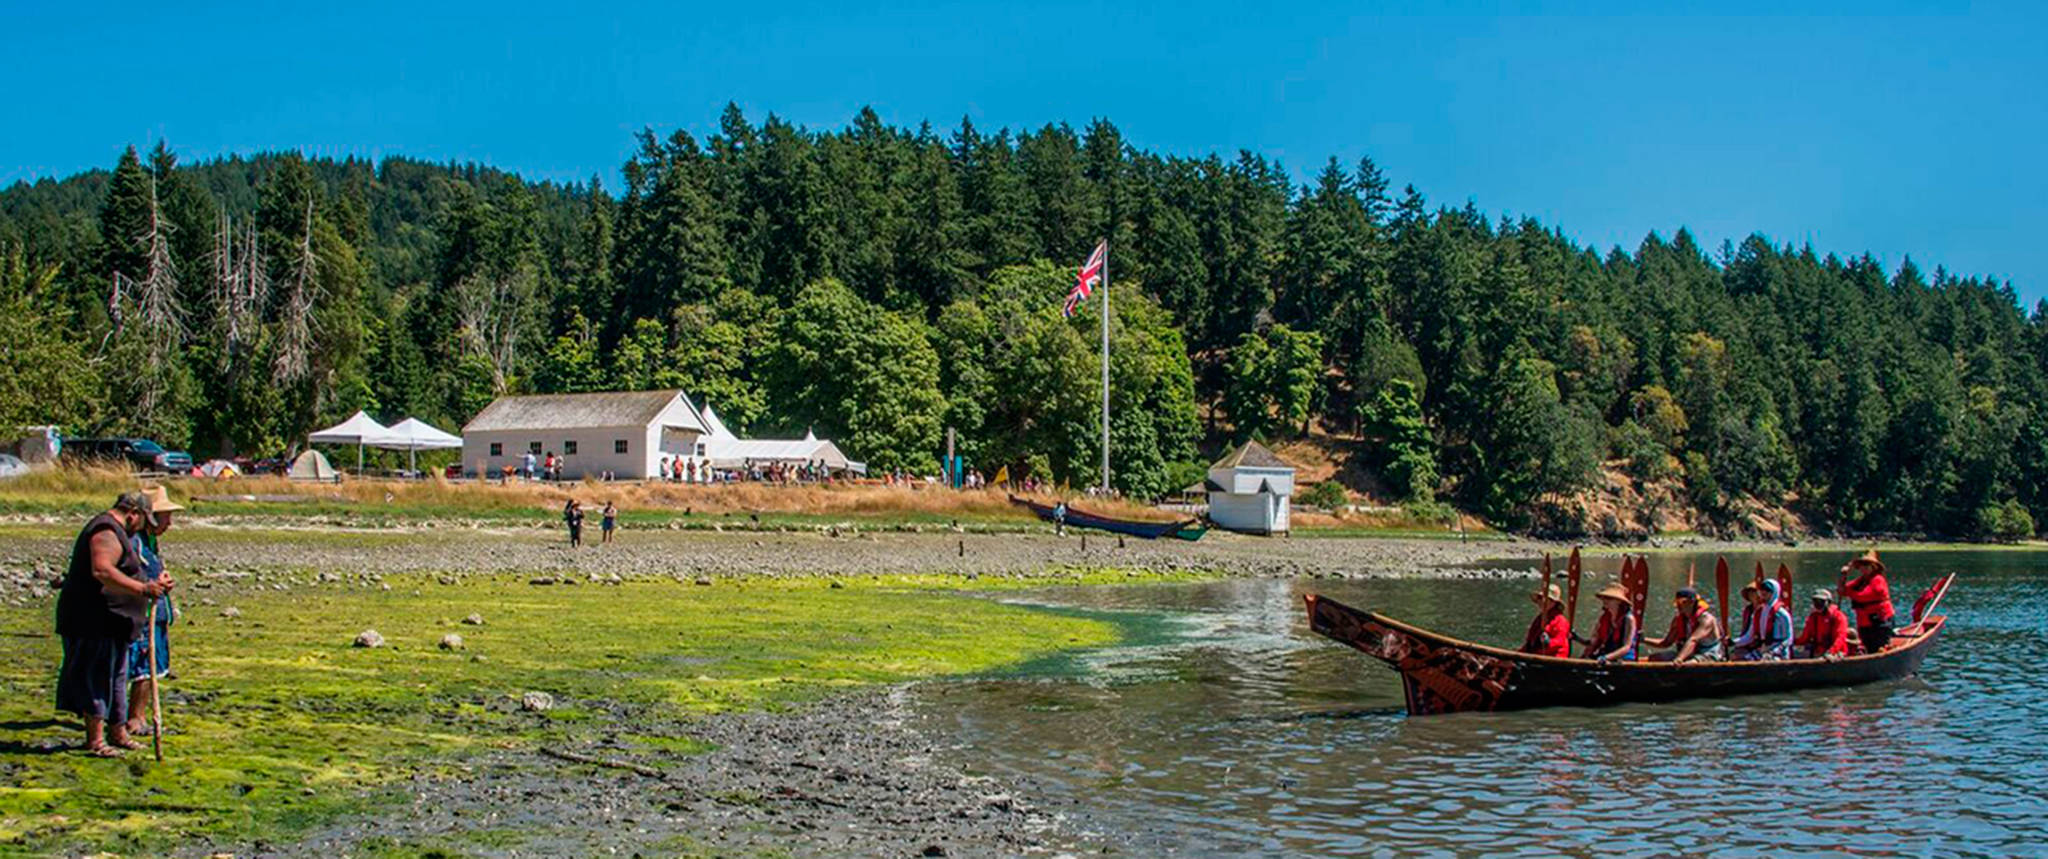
[1666,608,1693,645]
[1799,606,1848,656]
[1523,608,1568,657]
[1843,572,1894,627]
[1590,610,1634,658]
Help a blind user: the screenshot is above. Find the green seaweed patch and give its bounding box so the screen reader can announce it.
[0,572,1118,854]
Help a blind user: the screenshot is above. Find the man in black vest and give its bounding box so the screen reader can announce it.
[55,491,173,757]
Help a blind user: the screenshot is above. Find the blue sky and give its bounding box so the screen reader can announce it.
[6,1,2042,301]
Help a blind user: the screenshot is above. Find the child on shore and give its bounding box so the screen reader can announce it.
[601,501,617,544]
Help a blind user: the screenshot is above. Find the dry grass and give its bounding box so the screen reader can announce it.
[0,464,1182,524]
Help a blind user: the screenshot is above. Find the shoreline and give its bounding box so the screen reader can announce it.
[0,524,2022,855]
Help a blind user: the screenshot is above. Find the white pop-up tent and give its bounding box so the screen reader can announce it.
[307,410,396,474]
[375,417,463,475]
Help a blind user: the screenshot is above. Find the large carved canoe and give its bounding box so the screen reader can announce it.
[1009,495,1206,541]
[1304,593,1946,716]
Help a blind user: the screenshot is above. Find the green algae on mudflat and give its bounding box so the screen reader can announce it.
[0,573,1119,855]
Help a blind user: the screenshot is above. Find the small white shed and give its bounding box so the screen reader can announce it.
[1206,441,1296,535]
[461,390,708,480]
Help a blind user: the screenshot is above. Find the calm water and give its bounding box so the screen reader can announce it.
[920,550,2048,857]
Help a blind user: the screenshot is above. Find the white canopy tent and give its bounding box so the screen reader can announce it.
[374,417,463,475]
[307,410,396,474]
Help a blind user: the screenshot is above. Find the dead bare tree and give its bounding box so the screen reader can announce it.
[207,207,267,371]
[271,200,319,383]
[454,263,536,393]
[106,172,189,426]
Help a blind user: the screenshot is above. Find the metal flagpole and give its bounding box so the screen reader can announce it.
[1099,239,1110,495]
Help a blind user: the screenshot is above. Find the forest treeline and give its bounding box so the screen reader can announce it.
[1,105,2041,537]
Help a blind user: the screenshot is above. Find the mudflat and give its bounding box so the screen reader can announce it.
[0,524,1536,856]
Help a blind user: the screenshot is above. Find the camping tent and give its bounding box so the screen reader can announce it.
[199,459,241,479]
[375,417,463,475]
[307,410,395,474]
[288,449,338,482]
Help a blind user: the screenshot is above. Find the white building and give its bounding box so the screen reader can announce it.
[1205,441,1295,535]
[698,404,866,476]
[461,390,709,480]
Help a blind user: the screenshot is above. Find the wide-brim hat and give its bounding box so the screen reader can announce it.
[1531,583,1563,604]
[142,485,185,513]
[1811,588,1834,602]
[1846,549,1885,574]
[1594,583,1629,603]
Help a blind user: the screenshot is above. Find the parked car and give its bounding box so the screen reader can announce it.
[64,438,194,474]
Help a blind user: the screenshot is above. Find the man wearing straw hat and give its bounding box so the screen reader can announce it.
[123,485,181,739]
[55,491,172,757]
[1520,583,1570,657]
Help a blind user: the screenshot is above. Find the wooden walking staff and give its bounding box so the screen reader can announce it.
[144,600,164,762]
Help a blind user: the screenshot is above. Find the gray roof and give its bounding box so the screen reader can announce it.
[1211,440,1292,470]
[463,390,699,433]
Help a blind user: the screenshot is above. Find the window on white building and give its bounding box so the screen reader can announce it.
[614,439,629,454]
[529,441,542,455]
[489,442,502,456]
[564,440,578,455]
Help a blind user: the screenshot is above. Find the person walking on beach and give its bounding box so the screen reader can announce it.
[56,491,170,757]
[601,501,617,544]
[123,486,181,739]
[563,499,585,548]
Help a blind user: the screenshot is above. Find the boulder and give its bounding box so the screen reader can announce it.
[520,691,555,712]
[438,633,464,651]
[353,629,385,648]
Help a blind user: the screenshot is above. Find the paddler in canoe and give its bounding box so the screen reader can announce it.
[1519,584,1570,657]
[1642,587,1724,662]
[1573,583,1638,663]
[1728,578,1794,661]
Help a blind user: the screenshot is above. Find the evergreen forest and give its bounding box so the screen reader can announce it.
[2,105,2040,538]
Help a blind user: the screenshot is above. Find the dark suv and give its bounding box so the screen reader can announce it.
[65,438,194,474]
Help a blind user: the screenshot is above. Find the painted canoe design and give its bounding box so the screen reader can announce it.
[1304,593,1946,716]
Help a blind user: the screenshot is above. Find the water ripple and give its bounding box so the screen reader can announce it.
[924,551,2048,857]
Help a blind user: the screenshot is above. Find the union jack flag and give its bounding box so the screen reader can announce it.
[1062,241,1107,317]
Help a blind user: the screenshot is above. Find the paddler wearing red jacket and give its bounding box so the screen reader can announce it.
[1839,550,1896,652]
[1521,583,1570,658]
[1796,588,1851,658]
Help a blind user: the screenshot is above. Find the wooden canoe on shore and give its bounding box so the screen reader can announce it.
[1303,593,1947,716]
[1010,495,1207,541]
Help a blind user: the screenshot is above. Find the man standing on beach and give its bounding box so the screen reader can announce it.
[56,492,172,757]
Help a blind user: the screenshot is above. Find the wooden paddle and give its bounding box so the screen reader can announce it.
[1777,562,1793,610]
[1626,556,1648,633]
[1714,556,1731,635]
[1565,547,1583,640]
[144,600,163,762]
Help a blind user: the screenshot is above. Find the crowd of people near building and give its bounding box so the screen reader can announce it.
[1521,551,1900,664]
